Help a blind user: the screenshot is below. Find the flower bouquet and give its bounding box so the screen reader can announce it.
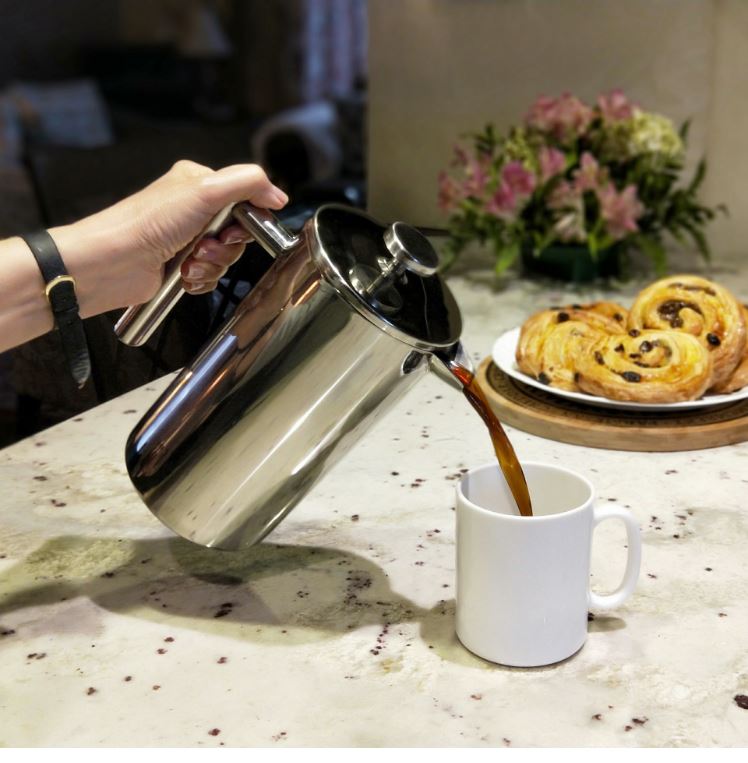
[438,90,724,279]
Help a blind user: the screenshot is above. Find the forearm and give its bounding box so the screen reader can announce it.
[0,236,54,352]
[0,162,285,354]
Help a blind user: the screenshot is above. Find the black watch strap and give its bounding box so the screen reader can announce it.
[20,230,91,388]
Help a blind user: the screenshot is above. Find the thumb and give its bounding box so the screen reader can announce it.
[200,164,289,210]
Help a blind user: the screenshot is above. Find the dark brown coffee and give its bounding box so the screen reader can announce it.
[450,363,533,517]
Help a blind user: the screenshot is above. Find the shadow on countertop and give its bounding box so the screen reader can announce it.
[0,534,626,671]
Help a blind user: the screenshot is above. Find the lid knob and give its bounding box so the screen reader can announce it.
[383,222,439,278]
[348,220,441,314]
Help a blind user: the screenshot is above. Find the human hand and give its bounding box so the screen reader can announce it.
[49,161,288,317]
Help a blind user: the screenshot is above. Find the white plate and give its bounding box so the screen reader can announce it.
[492,327,748,412]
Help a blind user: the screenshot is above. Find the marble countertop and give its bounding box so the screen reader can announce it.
[2,259,748,747]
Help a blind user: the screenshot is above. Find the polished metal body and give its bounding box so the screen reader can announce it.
[123,204,465,550]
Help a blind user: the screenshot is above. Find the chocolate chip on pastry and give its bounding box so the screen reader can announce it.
[574,330,713,403]
[534,321,608,391]
[515,302,628,382]
[627,275,746,390]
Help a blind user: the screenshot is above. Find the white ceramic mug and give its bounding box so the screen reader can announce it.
[455,461,641,667]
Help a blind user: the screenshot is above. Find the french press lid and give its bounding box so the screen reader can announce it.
[310,205,462,351]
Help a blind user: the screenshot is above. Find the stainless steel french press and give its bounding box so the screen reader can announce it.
[116,202,469,550]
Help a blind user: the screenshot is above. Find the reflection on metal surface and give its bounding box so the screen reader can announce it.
[125,204,463,550]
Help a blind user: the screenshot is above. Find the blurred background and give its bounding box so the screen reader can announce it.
[367,0,747,248]
[0,0,368,445]
[1,0,746,446]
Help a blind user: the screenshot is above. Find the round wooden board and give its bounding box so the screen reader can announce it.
[476,357,748,452]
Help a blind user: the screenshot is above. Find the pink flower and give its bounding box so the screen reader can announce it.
[462,155,490,197]
[526,92,594,142]
[597,184,644,240]
[573,152,607,192]
[538,146,566,182]
[502,160,536,197]
[485,161,536,221]
[448,143,491,198]
[437,171,462,212]
[597,89,635,122]
[485,180,517,220]
[548,180,579,209]
[525,95,557,132]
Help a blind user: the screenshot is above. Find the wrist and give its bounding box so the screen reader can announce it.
[49,214,142,317]
[17,230,92,386]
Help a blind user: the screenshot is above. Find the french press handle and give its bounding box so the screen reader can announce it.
[114,203,300,347]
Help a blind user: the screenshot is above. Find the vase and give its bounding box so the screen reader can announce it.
[521,242,622,283]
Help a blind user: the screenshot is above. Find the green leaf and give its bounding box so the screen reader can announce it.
[668,226,688,247]
[474,123,498,155]
[681,220,712,262]
[438,248,457,272]
[687,158,706,193]
[494,241,520,275]
[679,119,692,142]
[587,233,599,260]
[535,230,557,254]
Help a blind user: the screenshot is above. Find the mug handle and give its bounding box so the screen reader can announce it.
[588,505,642,611]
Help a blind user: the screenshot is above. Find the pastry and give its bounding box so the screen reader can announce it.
[515,302,628,380]
[710,304,748,394]
[583,301,629,327]
[575,330,713,403]
[627,274,746,389]
[535,320,606,390]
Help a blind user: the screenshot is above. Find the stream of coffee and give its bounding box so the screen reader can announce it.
[450,363,533,517]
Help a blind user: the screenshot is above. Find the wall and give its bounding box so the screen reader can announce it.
[368,0,746,258]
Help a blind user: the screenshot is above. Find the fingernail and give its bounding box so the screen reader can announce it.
[186,264,208,280]
[224,234,246,245]
[194,246,209,260]
[184,281,209,293]
[272,187,289,206]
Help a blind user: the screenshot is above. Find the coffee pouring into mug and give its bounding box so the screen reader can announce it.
[116,202,474,550]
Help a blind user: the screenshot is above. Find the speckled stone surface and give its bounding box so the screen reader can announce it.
[2,258,748,747]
